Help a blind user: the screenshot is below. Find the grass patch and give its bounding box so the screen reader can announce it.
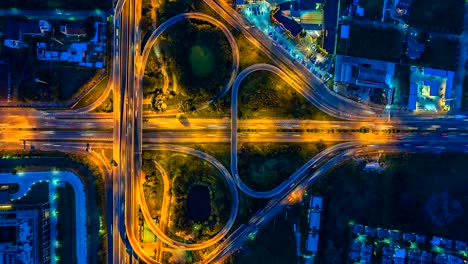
[56,182,76,264]
[408,0,464,34]
[238,71,339,120]
[13,181,49,204]
[310,152,468,262]
[235,32,273,70]
[74,76,109,109]
[93,90,113,113]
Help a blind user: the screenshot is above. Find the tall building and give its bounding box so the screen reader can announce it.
[0,203,50,264]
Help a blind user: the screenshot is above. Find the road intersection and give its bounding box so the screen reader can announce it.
[2,0,468,263]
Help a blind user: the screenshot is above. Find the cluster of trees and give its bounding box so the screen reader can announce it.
[142,151,231,242]
[0,0,111,9]
[408,0,464,34]
[141,0,154,37]
[141,160,164,217]
[239,72,337,120]
[310,152,468,262]
[238,143,327,191]
[418,36,459,71]
[151,21,232,113]
[345,23,403,62]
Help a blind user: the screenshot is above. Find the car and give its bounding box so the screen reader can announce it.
[278,40,283,45]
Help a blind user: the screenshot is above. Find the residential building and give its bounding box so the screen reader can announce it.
[390,230,401,240]
[455,241,467,251]
[403,232,415,241]
[377,228,390,238]
[406,33,425,59]
[394,0,413,16]
[394,248,406,264]
[352,224,364,234]
[4,19,51,48]
[365,226,376,237]
[60,24,87,37]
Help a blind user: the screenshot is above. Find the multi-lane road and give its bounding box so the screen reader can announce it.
[3,0,468,263]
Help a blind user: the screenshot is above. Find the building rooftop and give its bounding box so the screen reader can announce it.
[308,210,320,231]
[306,232,319,252]
[309,196,322,211]
[340,24,350,39]
[272,9,303,38]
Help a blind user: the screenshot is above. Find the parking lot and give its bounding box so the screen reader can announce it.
[241,0,334,83]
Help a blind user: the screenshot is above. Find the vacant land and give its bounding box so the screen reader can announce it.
[339,23,403,62]
[310,152,468,263]
[12,52,98,102]
[238,142,330,191]
[238,71,339,120]
[408,0,464,34]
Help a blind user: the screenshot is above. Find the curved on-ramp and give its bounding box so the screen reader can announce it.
[230,64,364,198]
[136,144,239,251]
[138,12,239,115]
